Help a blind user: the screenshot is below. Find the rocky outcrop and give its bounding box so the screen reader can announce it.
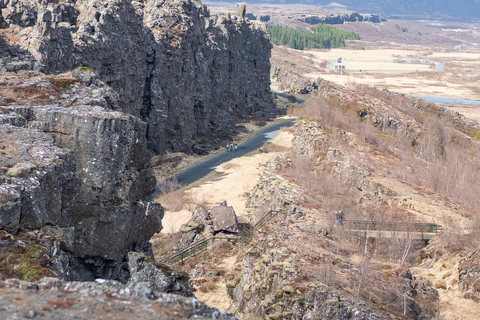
[271,63,318,94]
[0,80,163,281]
[296,12,384,25]
[459,251,480,301]
[128,252,193,297]
[245,13,270,22]
[0,276,237,320]
[179,202,239,247]
[1,0,275,154]
[226,217,438,320]
[246,156,305,225]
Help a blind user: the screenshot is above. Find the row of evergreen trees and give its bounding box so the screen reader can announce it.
[266,24,359,50]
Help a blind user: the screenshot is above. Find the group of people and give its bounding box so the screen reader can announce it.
[226,143,238,152]
[335,210,345,226]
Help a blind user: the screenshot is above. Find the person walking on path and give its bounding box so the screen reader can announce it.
[226,143,230,151]
[234,143,238,151]
[230,143,233,152]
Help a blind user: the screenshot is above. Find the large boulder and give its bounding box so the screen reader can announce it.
[128,252,193,297]
[180,205,215,247]
[211,201,239,233]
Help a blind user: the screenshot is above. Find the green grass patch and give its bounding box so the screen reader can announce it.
[469,130,480,140]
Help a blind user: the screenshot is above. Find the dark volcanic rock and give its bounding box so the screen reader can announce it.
[2,0,276,154]
[0,100,163,281]
[271,63,319,94]
[128,252,193,297]
[297,12,384,25]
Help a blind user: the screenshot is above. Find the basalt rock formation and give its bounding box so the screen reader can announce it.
[0,269,235,320]
[1,0,274,281]
[1,0,275,154]
[179,202,239,247]
[227,117,441,320]
[0,85,164,281]
[296,12,384,25]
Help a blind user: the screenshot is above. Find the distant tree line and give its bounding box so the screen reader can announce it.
[266,24,360,50]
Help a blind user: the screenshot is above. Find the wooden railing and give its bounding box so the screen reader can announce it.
[158,210,282,265]
[159,236,238,264]
[342,220,442,240]
[158,213,441,265]
[253,210,280,230]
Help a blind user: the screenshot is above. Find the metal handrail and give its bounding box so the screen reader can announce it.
[342,220,442,234]
[159,210,281,264]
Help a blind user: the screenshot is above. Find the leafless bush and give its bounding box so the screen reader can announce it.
[157,178,187,211]
[198,281,218,293]
[285,153,314,187]
[259,142,289,153]
[159,177,182,194]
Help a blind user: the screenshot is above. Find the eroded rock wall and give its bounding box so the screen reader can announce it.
[2,0,275,154]
[0,87,163,281]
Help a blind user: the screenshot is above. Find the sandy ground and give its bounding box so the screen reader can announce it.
[158,128,293,234]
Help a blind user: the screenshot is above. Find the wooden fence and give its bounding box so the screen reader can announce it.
[342,220,442,240]
[158,210,282,265]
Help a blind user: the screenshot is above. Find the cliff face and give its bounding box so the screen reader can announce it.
[0,0,274,281]
[1,91,164,281]
[1,0,275,154]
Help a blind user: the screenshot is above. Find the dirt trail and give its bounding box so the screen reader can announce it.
[193,255,238,312]
[154,128,293,312]
[159,129,293,234]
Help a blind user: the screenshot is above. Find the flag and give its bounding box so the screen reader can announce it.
[337,57,342,63]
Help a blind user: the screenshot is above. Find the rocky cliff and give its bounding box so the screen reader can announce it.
[1,0,275,281]
[296,12,384,25]
[1,0,275,154]
[0,253,236,319]
[0,80,164,281]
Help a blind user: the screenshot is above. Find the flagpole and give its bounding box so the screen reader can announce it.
[340,63,343,85]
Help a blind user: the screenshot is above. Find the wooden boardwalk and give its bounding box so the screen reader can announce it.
[342,220,442,240]
[158,214,441,265]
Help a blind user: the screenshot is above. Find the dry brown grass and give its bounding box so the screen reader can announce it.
[258,142,289,153]
[46,299,75,309]
[0,74,83,106]
[301,86,480,215]
[282,83,480,264]
[156,178,203,212]
[198,281,218,293]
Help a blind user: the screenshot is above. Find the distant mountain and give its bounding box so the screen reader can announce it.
[208,0,480,22]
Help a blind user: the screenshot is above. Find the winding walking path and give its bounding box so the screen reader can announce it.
[152,118,296,197]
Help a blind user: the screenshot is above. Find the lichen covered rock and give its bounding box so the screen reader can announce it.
[0,97,163,281]
[2,0,276,154]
